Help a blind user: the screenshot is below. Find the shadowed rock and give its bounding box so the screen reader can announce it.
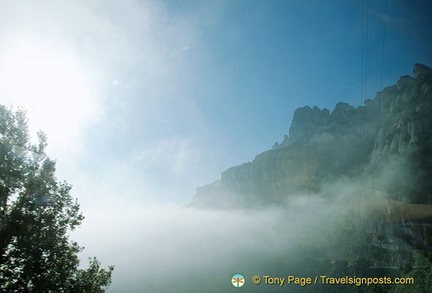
[191,64,432,208]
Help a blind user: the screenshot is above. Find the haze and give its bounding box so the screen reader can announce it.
[1,0,431,292]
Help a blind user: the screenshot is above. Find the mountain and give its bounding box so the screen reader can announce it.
[191,63,432,209]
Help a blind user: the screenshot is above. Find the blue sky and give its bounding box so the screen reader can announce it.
[162,0,432,168]
[0,0,431,206]
[1,1,432,291]
[194,0,431,149]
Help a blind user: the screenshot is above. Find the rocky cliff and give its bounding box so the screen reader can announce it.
[191,64,432,209]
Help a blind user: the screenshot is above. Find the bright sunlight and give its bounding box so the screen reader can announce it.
[0,37,96,149]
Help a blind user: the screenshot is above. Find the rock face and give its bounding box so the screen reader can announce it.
[191,64,432,209]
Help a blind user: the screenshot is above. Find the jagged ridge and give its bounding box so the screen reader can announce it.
[191,64,432,209]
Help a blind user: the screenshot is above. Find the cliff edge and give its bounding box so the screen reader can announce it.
[191,64,432,209]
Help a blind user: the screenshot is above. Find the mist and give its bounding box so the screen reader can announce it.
[2,0,431,292]
[70,173,397,292]
[72,193,347,292]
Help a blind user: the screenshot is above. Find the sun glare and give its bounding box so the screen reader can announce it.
[0,39,96,149]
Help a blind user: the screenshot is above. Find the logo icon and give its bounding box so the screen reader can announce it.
[231,273,245,288]
[252,275,261,284]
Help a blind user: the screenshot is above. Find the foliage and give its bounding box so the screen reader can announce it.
[389,250,432,293]
[0,105,113,292]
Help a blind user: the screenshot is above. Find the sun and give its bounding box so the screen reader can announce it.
[0,38,96,149]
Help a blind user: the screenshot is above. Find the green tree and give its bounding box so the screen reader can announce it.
[0,105,113,292]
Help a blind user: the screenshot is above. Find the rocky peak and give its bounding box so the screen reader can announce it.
[413,63,432,78]
[288,106,330,142]
[396,75,416,91]
[330,102,355,123]
[191,63,432,209]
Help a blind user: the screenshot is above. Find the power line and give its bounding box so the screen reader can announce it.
[355,0,370,230]
[370,0,388,208]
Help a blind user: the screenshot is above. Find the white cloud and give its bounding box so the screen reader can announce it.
[135,137,201,175]
[72,196,341,292]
